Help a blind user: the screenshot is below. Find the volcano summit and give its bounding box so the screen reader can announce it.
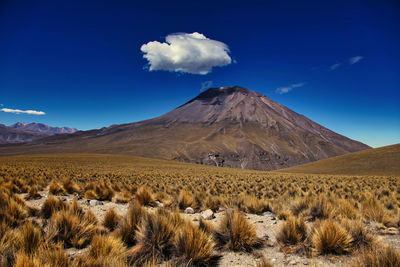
[0,86,370,170]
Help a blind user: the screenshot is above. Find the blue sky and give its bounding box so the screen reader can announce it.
[0,0,399,147]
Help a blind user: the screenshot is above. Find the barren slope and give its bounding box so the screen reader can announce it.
[276,143,400,176]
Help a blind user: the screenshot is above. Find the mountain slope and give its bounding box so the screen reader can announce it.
[0,124,47,144]
[0,123,78,144]
[0,86,370,170]
[275,144,400,176]
[10,122,77,135]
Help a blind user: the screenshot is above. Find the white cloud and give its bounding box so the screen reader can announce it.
[276,82,305,94]
[141,32,232,75]
[330,63,342,71]
[1,107,46,115]
[201,81,213,91]
[349,56,364,65]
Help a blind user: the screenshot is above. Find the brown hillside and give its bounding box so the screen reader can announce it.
[276,143,400,176]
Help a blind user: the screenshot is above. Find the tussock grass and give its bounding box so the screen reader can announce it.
[312,219,353,255]
[135,186,155,206]
[103,208,120,232]
[63,178,79,194]
[129,212,175,265]
[277,216,307,245]
[41,196,67,219]
[175,221,216,266]
[117,200,146,246]
[49,180,65,195]
[352,244,400,267]
[216,209,263,251]
[178,190,195,210]
[0,154,399,265]
[47,206,98,248]
[240,194,270,215]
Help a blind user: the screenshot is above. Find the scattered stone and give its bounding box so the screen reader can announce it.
[75,193,83,200]
[185,207,194,214]
[200,209,215,220]
[303,260,309,265]
[257,220,264,223]
[155,201,164,208]
[60,196,67,201]
[273,221,277,224]
[86,200,103,206]
[262,211,276,220]
[289,260,297,265]
[217,207,226,212]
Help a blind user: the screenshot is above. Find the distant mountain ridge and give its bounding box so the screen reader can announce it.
[0,86,370,171]
[10,122,77,135]
[0,122,77,144]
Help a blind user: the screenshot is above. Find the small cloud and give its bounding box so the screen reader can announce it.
[201,81,213,91]
[349,56,364,65]
[141,32,232,75]
[276,82,305,94]
[330,63,342,71]
[0,107,46,115]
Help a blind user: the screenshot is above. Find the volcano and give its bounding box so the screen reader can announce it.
[0,86,370,170]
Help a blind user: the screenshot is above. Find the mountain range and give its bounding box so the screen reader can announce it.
[0,123,77,144]
[0,86,370,170]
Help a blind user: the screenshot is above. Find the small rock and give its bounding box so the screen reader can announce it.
[257,220,264,223]
[273,221,277,224]
[75,194,83,200]
[200,209,215,220]
[289,260,297,265]
[303,260,309,265]
[87,200,103,206]
[155,201,164,208]
[185,207,194,214]
[387,227,397,232]
[217,207,226,213]
[60,196,67,201]
[262,211,276,220]
[271,258,276,262]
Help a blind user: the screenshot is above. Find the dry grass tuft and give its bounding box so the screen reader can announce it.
[129,212,175,265]
[312,219,353,255]
[175,221,216,266]
[216,209,262,251]
[117,200,146,246]
[47,209,98,248]
[103,208,120,232]
[135,186,155,206]
[62,178,79,194]
[240,195,270,215]
[352,244,400,267]
[40,196,67,219]
[77,234,127,265]
[25,185,42,200]
[178,190,195,210]
[84,189,98,199]
[49,180,65,195]
[277,216,307,245]
[342,219,375,250]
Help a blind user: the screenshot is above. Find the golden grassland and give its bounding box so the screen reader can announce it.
[277,143,400,176]
[0,153,400,266]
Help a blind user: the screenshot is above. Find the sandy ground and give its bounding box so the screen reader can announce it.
[21,191,400,267]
